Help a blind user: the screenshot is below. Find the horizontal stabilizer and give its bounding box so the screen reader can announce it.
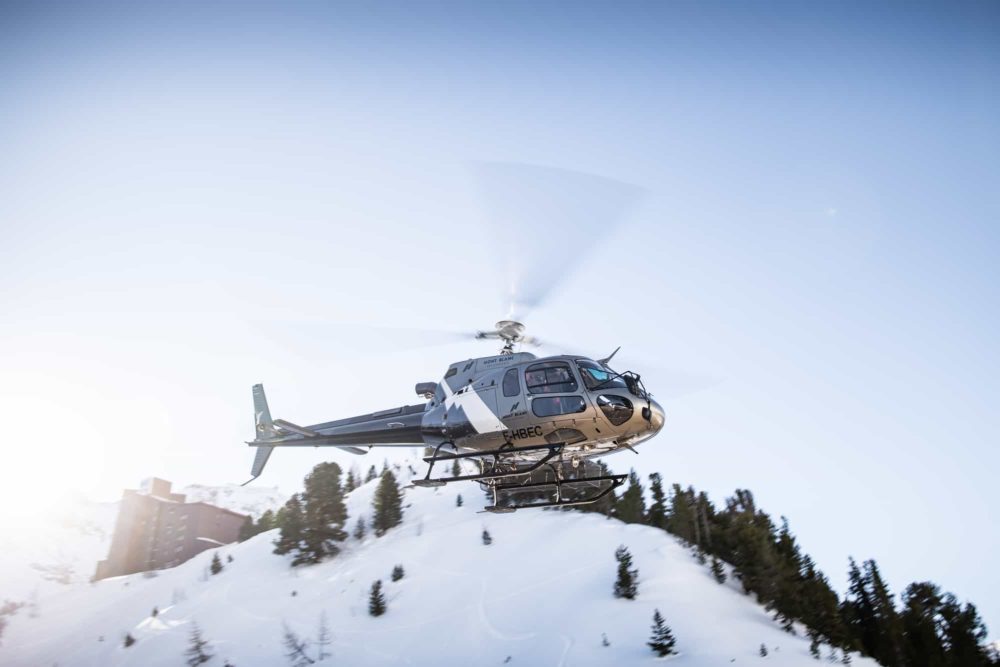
[273,419,369,454]
[334,445,369,455]
[273,419,320,438]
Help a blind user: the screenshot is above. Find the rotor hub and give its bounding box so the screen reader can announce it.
[494,320,526,343]
[494,320,524,354]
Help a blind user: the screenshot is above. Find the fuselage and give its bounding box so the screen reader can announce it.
[422,353,665,462]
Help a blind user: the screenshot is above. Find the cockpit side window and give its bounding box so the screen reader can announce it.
[576,359,628,391]
[525,361,578,394]
[502,368,520,397]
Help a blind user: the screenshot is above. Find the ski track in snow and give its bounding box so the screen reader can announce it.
[477,580,537,642]
[556,633,574,667]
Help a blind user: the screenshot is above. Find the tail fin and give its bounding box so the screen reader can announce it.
[246,384,275,483]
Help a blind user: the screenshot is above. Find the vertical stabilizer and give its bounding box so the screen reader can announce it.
[248,384,275,481]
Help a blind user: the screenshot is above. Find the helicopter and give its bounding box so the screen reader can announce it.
[243,163,669,512]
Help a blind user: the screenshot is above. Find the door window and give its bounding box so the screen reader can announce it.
[531,396,587,418]
[502,368,520,397]
[525,362,578,394]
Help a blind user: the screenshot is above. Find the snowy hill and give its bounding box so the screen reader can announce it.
[0,495,118,603]
[0,483,285,611]
[0,464,876,666]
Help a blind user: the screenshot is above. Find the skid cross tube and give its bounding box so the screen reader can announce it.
[412,442,565,487]
[484,473,628,513]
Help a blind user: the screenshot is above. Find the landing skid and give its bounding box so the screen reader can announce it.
[483,473,627,513]
[408,440,626,512]
[410,442,564,488]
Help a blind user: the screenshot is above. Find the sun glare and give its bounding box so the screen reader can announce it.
[0,379,171,524]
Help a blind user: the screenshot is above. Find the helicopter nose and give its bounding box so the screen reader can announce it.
[645,399,665,433]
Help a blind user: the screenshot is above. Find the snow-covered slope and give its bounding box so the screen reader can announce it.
[0,464,876,666]
[0,484,284,611]
[0,495,118,602]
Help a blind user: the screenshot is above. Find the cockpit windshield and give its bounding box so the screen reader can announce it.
[576,359,629,391]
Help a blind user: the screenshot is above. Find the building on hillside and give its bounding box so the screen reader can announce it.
[94,477,247,580]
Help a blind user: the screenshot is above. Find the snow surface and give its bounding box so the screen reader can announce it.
[0,484,285,607]
[0,495,118,602]
[0,463,877,666]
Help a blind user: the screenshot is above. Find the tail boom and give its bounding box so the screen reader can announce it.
[244,384,426,483]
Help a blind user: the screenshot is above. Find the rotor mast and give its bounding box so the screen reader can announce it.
[475,319,528,355]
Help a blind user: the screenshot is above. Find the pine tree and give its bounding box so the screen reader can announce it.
[482,529,492,545]
[258,509,276,532]
[839,559,904,665]
[666,483,697,543]
[938,593,991,666]
[615,470,646,523]
[759,643,768,657]
[695,491,714,548]
[353,517,366,541]
[152,606,159,617]
[368,580,386,617]
[372,469,403,537]
[273,494,305,556]
[900,581,946,667]
[391,565,404,582]
[647,609,677,657]
[316,612,331,662]
[365,465,377,483]
[185,622,213,666]
[810,636,821,659]
[210,553,223,575]
[798,556,847,649]
[239,509,277,542]
[451,459,461,478]
[646,472,668,529]
[866,559,904,666]
[124,632,136,647]
[296,462,350,564]
[344,469,357,493]
[282,623,315,667]
[456,493,463,507]
[711,556,727,584]
[613,545,638,599]
[238,515,256,542]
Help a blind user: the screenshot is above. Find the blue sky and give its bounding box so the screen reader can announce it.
[1,0,998,634]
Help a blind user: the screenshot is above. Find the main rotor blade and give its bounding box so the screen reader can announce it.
[472,162,644,322]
